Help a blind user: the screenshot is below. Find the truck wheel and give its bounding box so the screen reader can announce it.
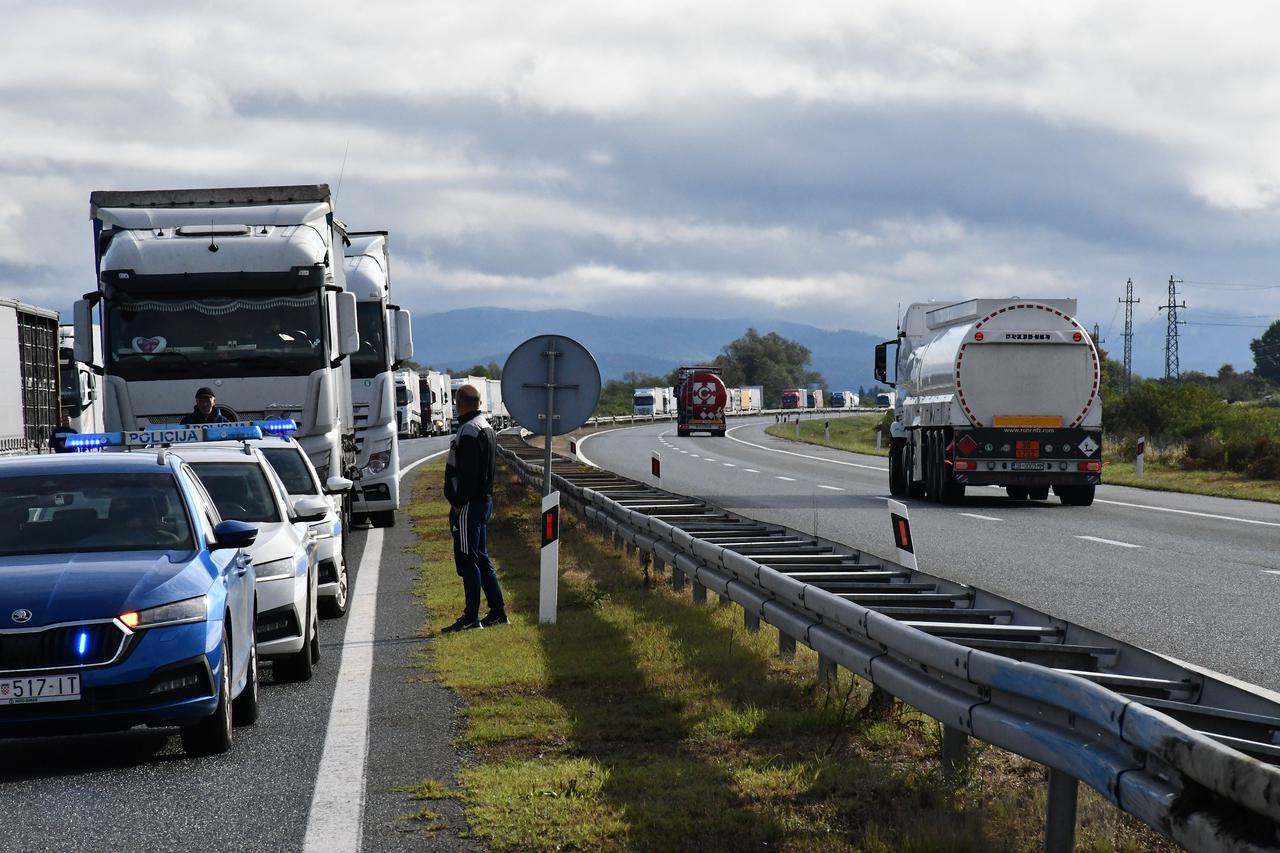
[1057,484,1095,506]
[371,510,396,528]
[677,428,689,438]
[939,433,965,505]
[888,440,906,497]
[906,437,927,499]
[1027,486,1050,501]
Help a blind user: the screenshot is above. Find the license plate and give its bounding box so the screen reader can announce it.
[0,674,81,705]
[1011,461,1049,471]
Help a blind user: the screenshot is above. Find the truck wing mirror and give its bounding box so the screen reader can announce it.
[394,309,414,362]
[874,340,897,386]
[336,291,360,356]
[73,300,95,365]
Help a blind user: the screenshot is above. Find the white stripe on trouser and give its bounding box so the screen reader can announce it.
[459,503,469,555]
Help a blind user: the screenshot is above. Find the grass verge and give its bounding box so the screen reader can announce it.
[764,413,890,457]
[404,460,1173,851]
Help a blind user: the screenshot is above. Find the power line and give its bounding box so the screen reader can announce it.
[1118,278,1139,390]
[1158,275,1186,380]
[1184,321,1272,328]
[1182,280,1280,290]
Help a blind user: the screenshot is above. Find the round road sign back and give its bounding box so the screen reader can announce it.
[501,335,601,436]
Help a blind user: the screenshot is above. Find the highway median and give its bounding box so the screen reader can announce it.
[401,459,1171,850]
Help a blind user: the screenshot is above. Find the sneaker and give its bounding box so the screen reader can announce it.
[480,611,510,627]
[441,617,483,633]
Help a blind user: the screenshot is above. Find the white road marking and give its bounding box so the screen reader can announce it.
[743,468,760,473]
[816,484,845,491]
[726,423,888,472]
[704,458,716,463]
[959,512,1003,522]
[1075,535,1142,549]
[303,528,385,853]
[690,454,700,458]
[1094,498,1280,529]
[776,476,796,481]
[1264,570,1280,577]
[399,447,450,474]
[573,425,634,468]
[680,450,689,454]
[723,463,736,467]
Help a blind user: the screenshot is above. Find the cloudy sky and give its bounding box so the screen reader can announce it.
[4,0,1280,376]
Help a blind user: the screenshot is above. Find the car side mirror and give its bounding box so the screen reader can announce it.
[211,519,258,550]
[291,496,330,523]
[324,476,353,495]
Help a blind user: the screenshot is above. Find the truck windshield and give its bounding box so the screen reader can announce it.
[0,473,194,556]
[59,357,80,410]
[105,292,325,381]
[350,301,388,379]
[395,386,410,406]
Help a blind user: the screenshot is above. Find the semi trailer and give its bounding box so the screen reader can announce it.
[875,298,1102,506]
[0,299,59,454]
[421,370,453,435]
[394,368,423,438]
[675,367,727,437]
[59,324,104,434]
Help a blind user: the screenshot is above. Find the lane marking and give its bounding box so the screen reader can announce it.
[304,528,385,853]
[1093,498,1280,529]
[723,463,736,467]
[690,454,700,458]
[574,425,641,468]
[704,458,716,463]
[744,468,760,473]
[776,476,796,482]
[400,447,450,474]
[725,423,888,472]
[960,512,1003,522]
[816,484,845,491]
[1075,535,1142,549]
[1264,570,1280,577]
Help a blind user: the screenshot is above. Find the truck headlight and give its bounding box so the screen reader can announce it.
[120,595,208,629]
[254,557,296,580]
[366,451,391,474]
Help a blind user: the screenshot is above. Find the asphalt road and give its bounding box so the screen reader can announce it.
[578,417,1280,692]
[0,435,474,853]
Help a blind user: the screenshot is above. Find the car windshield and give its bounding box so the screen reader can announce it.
[259,448,319,496]
[189,462,282,523]
[350,301,389,379]
[104,291,325,381]
[0,473,194,556]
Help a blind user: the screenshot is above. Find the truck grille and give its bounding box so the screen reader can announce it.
[0,622,129,672]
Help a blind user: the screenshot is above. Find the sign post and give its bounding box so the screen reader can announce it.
[887,499,917,571]
[1135,435,1145,480]
[502,335,601,624]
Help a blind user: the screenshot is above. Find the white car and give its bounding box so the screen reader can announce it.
[245,435,351,618]
[177,444,326,682]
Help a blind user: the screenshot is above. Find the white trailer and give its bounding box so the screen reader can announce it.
[394,368,422,438]
[422,370,453,435]
[829,390,856,409]
[0,300,59,454]
[633,386,660,416]
[450,374,488,429]
[346,230,414,527]
[741,386,763,412]
[724,387,742,414]
[78,185,361,526]
[59,324,104,434]
[875,298,1102,506]
[485,377,507,428]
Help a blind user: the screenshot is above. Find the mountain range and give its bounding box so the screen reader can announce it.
[412,308,885,392]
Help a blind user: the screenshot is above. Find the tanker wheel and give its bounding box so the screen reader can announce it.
[906,436,926,499]
[927,431,944,502]
[677,428,690,438]
[939,432,966,505]
[888,439,906,497]
[1057,484,1095,506]
[1027,486,1050,501]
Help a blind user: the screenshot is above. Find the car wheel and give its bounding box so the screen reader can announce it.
[232,628,259,727]
[371,510,396,528]
[320,552,349,619]
[181,626,234,756]
[275,598,315,683]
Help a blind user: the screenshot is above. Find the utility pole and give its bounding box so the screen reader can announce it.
[1118,278,1139,390]
[1091,323,1105,346]
[1158,275,1186,380]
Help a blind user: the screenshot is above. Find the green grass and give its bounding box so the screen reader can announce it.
[400,461,1174,851]
[764,413,890,457]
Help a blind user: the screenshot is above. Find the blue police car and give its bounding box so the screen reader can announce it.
[0,448,260,755]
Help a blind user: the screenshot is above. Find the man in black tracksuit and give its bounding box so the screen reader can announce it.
[442,384,507,632]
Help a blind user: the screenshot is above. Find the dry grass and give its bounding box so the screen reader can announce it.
[400,461,1175,851]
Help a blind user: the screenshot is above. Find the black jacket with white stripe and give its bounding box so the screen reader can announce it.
[444,410,496,508]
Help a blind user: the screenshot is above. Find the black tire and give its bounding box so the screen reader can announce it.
[888,439,907,497]
[274,598,315,683]
[181,626,234,756]
[309,604,321,665]
[906,436,927,499]
[319,546,349,619]
[232,628,259,727]
[1057,484,1096,506]
[1027,486,1050,501]
[1006,486,1029,501]
[930,431,945,502]
[371,510,396,528]
[677,428,689,438]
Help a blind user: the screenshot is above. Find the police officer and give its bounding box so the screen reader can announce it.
[180,387,230,425]
[49,412,78,453]
[441,383,507,632]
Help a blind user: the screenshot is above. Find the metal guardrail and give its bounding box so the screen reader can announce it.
[497,432,1280,853]
[583,406,886,427]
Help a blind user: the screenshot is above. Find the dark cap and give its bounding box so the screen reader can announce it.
[195,387,216,399]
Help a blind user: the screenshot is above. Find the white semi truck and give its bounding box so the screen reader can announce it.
[59,324,104,434]
[633,386,676,416]
[77,184,361,523]
[875,298,1103,506]
[740,386,764,412]
[394,368,423,437]
[450,374,488,429]
[422,370,453,435]
[485,377,508,429]
[344,230,413,527]
[0,299,60,454]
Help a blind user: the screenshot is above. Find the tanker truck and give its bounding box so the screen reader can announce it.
[875,298,1102,506]
[675,367,727,437]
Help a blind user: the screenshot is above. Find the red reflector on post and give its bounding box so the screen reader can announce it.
[541,506,560,546]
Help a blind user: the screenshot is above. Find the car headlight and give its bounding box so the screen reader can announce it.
[120,595,208,629]
[366,451,391,474]
[254,557,296,580]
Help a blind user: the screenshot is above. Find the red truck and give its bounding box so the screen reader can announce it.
[675,366,727,437]
[781,389,808,409]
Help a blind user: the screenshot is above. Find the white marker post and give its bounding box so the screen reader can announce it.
[887,499,918,571]
[651,451,661,485]
[569,438,578,461]
[539,491,560,624]
[1135,435,1145,480]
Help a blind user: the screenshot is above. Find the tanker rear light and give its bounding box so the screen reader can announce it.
[1078,461,1102,472]
[953,459,977,471]
[973,331,984,341]
[1072,331,1083,342]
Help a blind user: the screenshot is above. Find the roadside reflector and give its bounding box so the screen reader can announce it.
[887,499,918,571]
[542,505,559,546]
[651,452,661,480]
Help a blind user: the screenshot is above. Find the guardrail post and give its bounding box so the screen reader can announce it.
[778,631,796,659]
[744,611,760,632]
[1044,768,1078,853]
[625,541,635,557]
[940,725,969,776]
[817,653,836,682]
[718,591,731,605]
[653,555,665,574]
[692,580,707,604]
[672,564,686,591]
